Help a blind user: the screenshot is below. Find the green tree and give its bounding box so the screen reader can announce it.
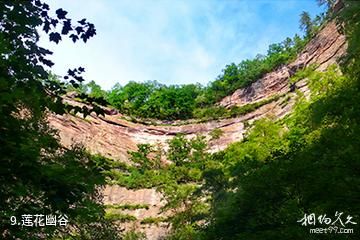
[202,67,360,240]
[317,0,336,8]
[209,129,224,152]
[0,1,119,239]
[87,80,106,98]
[167,135,192,166]
[128,144,162,172]
[299,11,313,37]
[107,81,157,116]
[198,5,360,238]
[339,0,360,78]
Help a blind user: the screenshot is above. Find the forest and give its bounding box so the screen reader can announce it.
[0,0,359,239]
[70,22,314,120]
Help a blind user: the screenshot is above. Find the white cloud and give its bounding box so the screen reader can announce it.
[38,0,321,90]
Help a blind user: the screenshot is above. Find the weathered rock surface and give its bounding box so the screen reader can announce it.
[219,21,347,108]
[48,21,346,239]
[103,186,169,239]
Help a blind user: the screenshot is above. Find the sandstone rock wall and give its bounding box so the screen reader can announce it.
[48,21,346,240]
[219,21,347,108]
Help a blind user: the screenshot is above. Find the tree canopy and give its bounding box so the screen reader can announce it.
[0,1,119,239]
[2,1,359,239]
[101,2,360,239]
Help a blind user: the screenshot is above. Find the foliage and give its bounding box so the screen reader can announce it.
[200,34,309,106]
[167,135,193,166]
[199,65,360,239]
[317,0,336,8]
[105,203,150,211]
[52,2,330,122]
[105,135,210,238]
[87,80,107,99]
[70,2,360,240]
[300,11,313,37]
[3,1,358,239]
[289,64,318,84]
[0,0,119,239]
[338,0,360,80]
[140,217,167,225]
[107,81,157,116]
[104,212,137,222]
[209,129,224,141]
[103,13,319,121]
[112,62,360,240]
[106,135,208,188]
[108,66,360,240]
[194,94,282,120]
[128,143,162,172]
[107,81,201,120]
[122,230,147,240]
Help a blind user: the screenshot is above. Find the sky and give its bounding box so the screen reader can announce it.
[39,0,325,90]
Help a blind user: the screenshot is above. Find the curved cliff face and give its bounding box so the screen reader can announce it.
[219,21,347,108]
[48,21,346,240]
[50,22,346,163]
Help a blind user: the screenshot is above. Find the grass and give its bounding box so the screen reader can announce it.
[194,93,284,121]
[140,217,167,225]
[279,95,292,108]
[115,94,284,127]
[104,211,137,222]
[105,203,150,210]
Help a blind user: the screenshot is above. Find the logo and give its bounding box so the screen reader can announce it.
[297,211,357,234]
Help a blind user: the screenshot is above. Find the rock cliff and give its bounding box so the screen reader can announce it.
[219,21,346,108]
[48,21,346,239]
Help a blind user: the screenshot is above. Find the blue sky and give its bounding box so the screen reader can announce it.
[39,0,324,90]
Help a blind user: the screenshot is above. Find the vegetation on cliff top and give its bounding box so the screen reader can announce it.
[99,1,360,239]
[69,8,327,121]
[2,0,359,239]
[106,62,359,239]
